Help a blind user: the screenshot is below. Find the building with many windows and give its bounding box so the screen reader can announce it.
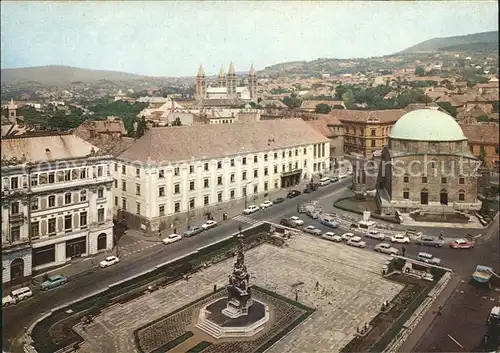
[113,119,330,231]
[1,134,114,289]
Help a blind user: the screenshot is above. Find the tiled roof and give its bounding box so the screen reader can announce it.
[118,118,329,162]
[330,109,406,124]
[1,134,98,163]
[306,115,342,137]
[436,94,467,106]
[299,100,344,110]
[460,123,499,145]
[201,98,245,107]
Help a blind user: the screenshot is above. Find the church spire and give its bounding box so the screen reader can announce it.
[197,64,205,77]
[218,65,225,78]
[228,61,236,76]
[249,64,256,76]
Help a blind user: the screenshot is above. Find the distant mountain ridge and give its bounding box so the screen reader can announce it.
[0,65,162,86]
[398,31,498,54]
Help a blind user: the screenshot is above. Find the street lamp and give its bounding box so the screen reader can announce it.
[243,182,251,209]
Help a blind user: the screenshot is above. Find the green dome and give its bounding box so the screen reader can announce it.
[390,109,466,141]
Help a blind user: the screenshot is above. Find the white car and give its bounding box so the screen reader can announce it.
[2,295,17,307]
[243,205,260,215]
[201,220,217,230]
[365,230,386,240]
[260,200,273,209]
[390,234,411,244]
[322,232,342,242]
[290,216,304,226]
[341,232,355,241]
[303,225,322,236]
[100,256,120,268]
[162,233,182,244]
[347,236,366,248]
[374,243,400,255]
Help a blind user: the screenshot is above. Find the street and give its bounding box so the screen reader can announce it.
[1,178,493,353]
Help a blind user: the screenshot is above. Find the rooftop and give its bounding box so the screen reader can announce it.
[330,109,406,124]
[118,118,329,162]
[459,123,500,145]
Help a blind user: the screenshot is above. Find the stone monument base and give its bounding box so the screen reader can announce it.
[196,298,269,339]
[222,298,254,318]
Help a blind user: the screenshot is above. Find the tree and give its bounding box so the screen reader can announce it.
[135,117,147,138]
[414,67,425,77]
[282,93,302,109]
[315,103,331,114]
[333,105,345,110]
[477,115,490,123]
[436,102,457,118]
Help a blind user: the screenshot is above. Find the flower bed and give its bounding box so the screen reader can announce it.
[185,341,212,353]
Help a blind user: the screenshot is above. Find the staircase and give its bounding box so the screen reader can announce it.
[196,310,223,339]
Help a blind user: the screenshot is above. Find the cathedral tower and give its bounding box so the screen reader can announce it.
[218,65,226,88]
[227,61,237,99]
[7,98,17,119]
[248,64,257,101]
[196,65,206,101]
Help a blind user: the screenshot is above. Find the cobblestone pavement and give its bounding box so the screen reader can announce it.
[73,235,402,353]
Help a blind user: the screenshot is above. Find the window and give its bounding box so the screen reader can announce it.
[274,165,278,173]
[122,165,126,174]
[10,177,18,189]
[39,173,47,185]
[189,181,195,191]
[48,195,56,207]
[136,167,141,177]
[80,190,87,202]
[122,180,126,191]
[159,186,165,197]
[459,176,465,184]
[189,165,194,173]
[159,169,165,178]
[230,189,235,199]
[254,169,258,178]
[227,173,233,183]
[189,198,195,209]
[295,149,298,156]
[371,140,376,147]
[458,190,465,201]
[403,190,410,199]
[57,171,64,182]
[174,167,179,176]
[31,174,38,187]
[253,184,258,193]
[204,195,210,205]
[159,205,165,216]
[48,218,56,235]
[254,155,258,163]
[304,160,307,167]
[10,225,20,241]
[422,176,428,183]
[242,171,247,180]
[288,163,292,171]
[64,193,72,204]
[98,188,104,198]
[242,157,247,165]
[204,163,209,171]
[264,167,268,176]
[64,215,72,231]
[303,147,307,154]
[289,150,292,157]
[274,152,278,159]
[217,161,222,169]
[80,212,87,227]
[403,174,409,183]
[48,172,55,184]
[174,183,180,194]
[264,182,268,191]
[136,203,141,215]
[217,192,223,202]
[294,162,298,169]
[31,198,38,210]
[114,179,117,188]
[114,163,118,172]
[242,187,247,196]
[371,129,376,136]
[79,169,86,179]
[114,196,118,206]
[31,221,40,239]
[282,164,285,172]
[10,201,19,215]
[122,198,127,210]
[98,208,104,223]
[217,176,223,185]
[98,166,103,177]
[274,180,279,189]
[174,202,180,213]
[264,154,268,161]
[230,159,235,167]
[430,161,436,168]
[441,177,447,184]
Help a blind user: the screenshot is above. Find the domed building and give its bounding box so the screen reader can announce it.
[376,108,482,216]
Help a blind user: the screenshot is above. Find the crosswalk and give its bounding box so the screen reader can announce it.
[232,215,263,226]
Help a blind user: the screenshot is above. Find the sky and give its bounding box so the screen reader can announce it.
[1,1,498,77]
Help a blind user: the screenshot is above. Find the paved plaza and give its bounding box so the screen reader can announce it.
[73,235,403,353]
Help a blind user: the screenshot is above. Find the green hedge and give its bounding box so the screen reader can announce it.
[151,331,194,353]
[185,341,212,353]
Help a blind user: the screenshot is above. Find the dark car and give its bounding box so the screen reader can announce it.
[280,219,297,228]
[273,197,285,204]
[286,190,301,198]
[183,226,203,237]
[414,236,444,248]
[303,187,313,194]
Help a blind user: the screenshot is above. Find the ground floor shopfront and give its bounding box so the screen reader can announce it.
[2,247,32,290]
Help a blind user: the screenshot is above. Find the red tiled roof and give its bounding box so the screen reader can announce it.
[460,123,499,145]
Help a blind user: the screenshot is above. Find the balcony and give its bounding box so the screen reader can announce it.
[9,212,25,223]
[2,238,30,253]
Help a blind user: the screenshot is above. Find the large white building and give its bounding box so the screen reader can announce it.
[1,134,114,288]
[113,119,330,231]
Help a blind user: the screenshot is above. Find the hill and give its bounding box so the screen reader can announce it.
[0,65,164,86]
[399,31,498,54]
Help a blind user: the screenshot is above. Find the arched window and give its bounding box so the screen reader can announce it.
[97,233,107,251]
[80,190,87,202]
[440,189,448,205]
[403,173,410,183]
[10,258,24,284]
[403,188,410,200]
[458,175,465,185]
[48,195,56,207]
[458,189,465,202]
[420,188,429,205]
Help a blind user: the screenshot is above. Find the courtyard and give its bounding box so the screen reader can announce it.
[70,235,403,353]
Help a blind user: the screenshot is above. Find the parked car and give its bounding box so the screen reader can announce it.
[306,209,321,219]
[374,243,399,255]
[183,226,203,237]
[162,233,182,244]
[416,252,441,265]
[303,225,322,236]
[341,232,356,241]
[286,190,301,198]
[321,218,339,228]
[201,220,217,230]
[290,216,304,226]
[390,234,411,244]
[260,200,273,209]
[365,230,386,240]
[100,256,120,268]
[297,204,308,213]
[329,176,339,183]
[347,236,366,248]
[449,238,474,249]
[243,205,260,214]
[415,236,444,247]
[273,197,285,204]
[322,232,342,242]
[2,295,17,307]
[303,187,314,194]
[40,275,68,291]
[10,287,32,301]
[280,218,297,228]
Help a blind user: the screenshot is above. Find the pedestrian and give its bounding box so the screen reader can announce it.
[213,284,217,293]
[402,245,406,257]
[174,228,177,234]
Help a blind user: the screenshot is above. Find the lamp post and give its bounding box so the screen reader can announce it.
[243,182,251,209]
